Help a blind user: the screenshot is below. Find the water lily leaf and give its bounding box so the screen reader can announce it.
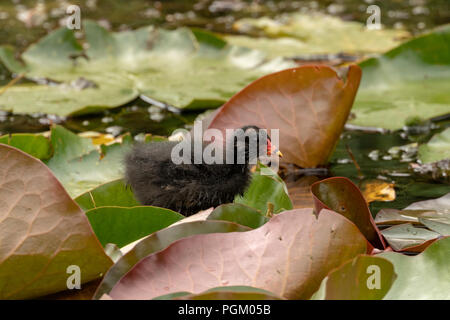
[352,25,450,130]
[234,173,292,214]
[75,179,139,211]
[376,193,450,246]
[311,255,396,300]
[229,13,409,57]
[311,177,385,250]
[0,144,112,299]
[86,206,185,248]
[418,128,450,164]
[107,209,367,300]
[381,223,440,252]
[0,80,139,117]
[379,237,450,299]
[0,21,294,115]
[46,126,132,198]
[418,218,450,236]
[40,279,102,300]
[207,203,269,229]
[208,65,362,168]
[156,286,283,300]
[0,133,52,160]
[375,208,445,226]
[225,36,314,60]
[93,220,250,299]
[404,192,450,212]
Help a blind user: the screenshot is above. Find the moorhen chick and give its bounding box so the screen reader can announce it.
[124,126,282,216]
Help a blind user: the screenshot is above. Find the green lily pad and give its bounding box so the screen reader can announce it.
[0,133,52,160]
[311,255,396,300]
[234,173,293,214]
[419,218,450,236]
[0,22,294,115]
[154,286,283,300]
[75,179,139,211]
[375,192,450,227]
[352,25,450,130]
[376,193,450,250]
[46,125,132,198]
[86,206,185,248]
[375,208,446,226]
[381,223,440,251]
[229,13,409,58]
[405,192,450,212]
[418,128,450,164]
[379,237,450,299]
[208,203,269,229]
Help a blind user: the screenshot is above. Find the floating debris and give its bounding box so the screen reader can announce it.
[410,159,450,182]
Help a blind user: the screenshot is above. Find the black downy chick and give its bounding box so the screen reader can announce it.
[124,126,281,216]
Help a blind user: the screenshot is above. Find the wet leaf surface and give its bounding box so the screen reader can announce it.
[418,218,450,236]
[375,208,446,226]
[381,223,440,251]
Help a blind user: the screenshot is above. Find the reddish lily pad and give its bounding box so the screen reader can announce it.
[107,209,367,300]
[93,220,250,299]
[0,144,112,299]
[207,65,362,168]
[311,177,385,250]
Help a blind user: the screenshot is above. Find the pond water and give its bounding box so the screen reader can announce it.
[0,0,449,214]
[1,0,449,51]
[330,123,450,214]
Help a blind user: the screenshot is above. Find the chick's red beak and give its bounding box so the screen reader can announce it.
[267,139,283,157]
